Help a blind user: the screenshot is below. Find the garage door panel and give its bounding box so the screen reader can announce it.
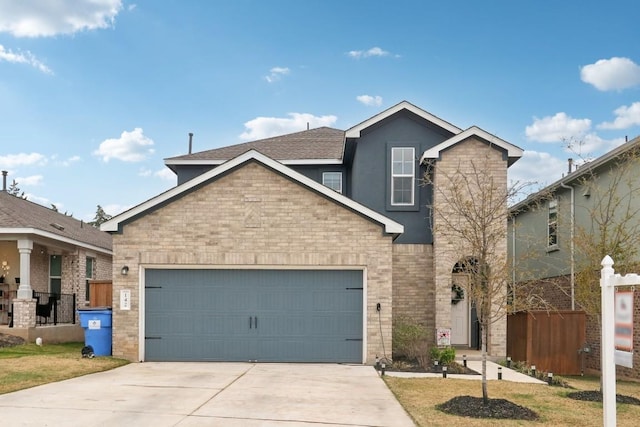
[145,269,363,362]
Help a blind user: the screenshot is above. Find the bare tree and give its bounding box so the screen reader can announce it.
[425,155,544,402]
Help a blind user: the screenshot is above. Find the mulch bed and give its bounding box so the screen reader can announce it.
[386,357,480,375]
[0,333,25,348]
[567,390,640,405]
[437,396,540,420]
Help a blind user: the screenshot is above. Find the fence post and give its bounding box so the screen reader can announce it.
[600,255,616,427]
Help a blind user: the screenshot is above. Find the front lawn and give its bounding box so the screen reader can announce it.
[0,342,129,395]
[385,375,640,426]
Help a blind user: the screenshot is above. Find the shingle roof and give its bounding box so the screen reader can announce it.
[0,191,112,252]
[165,127,345,163]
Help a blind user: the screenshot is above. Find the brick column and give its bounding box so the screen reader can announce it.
[12,298,36,328]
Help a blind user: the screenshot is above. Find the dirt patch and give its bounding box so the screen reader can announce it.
[0,333,25,348]
[437,395,540,420]
[567,390,640,405]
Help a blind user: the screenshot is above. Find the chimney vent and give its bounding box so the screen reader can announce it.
[2,170,7,192]
[188,132,194,154]
[568,158,573,173]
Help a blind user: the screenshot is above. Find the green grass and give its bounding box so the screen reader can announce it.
[385,374,640,427]
[0,342,129,395]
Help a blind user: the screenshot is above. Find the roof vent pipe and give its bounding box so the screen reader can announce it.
[2,170,7,191]
[568,158,573,174]
[188,132,193,154]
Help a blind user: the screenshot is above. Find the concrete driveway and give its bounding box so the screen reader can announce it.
[0,362,415,426]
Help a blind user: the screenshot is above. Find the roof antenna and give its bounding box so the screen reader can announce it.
[188,132,193,154]
[307,122,309,130]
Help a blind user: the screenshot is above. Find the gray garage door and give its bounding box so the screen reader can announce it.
[144,269,363,362]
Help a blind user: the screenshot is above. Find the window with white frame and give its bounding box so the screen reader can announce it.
[322,172,343,193]
[391,147,415,205]
[85,257,95,302]
[548,199,558,247]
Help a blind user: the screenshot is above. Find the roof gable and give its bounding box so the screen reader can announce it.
[103,150,404,235]
[420,126,523,166]
[345,101,462,138]
[0,191,112,253]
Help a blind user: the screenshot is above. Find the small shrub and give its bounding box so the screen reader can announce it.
[393,316,429,367]
[430,346,456,365]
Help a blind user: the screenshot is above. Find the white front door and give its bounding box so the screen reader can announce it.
[450,275,469,345]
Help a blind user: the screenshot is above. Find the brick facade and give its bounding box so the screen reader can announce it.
[111,162,394,363]
[432,137,508,356]
[392,243,434,337]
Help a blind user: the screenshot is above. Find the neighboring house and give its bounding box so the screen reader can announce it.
[0,185,113,329]
[102,101,523,363]
[508,135,640,378]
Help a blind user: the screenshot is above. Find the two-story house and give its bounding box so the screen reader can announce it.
[102,101,522,363]
[508,135,640,378]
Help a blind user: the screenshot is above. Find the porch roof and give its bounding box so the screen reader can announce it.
[0,191,112,254]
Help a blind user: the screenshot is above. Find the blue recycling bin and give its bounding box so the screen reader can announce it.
[77,308,112,356]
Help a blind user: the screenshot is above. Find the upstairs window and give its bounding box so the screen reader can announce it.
[548,199,558,247]
[391,147,415,205]
[322,172,343,194]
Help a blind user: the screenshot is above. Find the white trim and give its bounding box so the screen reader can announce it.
[346,101,462,138]
[0,228,112,255]
[138,264,368,363]
[165,158,343,166]
[103,150,404,235]
[420,126,523,164]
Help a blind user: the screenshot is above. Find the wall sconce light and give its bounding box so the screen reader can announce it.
[121,266,129,276]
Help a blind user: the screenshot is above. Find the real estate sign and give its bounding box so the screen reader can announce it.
[615,291,634,368]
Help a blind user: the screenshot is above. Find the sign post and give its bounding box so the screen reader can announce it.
[600,256,638,427]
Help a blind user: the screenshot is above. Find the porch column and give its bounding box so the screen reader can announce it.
[16,239,33,299]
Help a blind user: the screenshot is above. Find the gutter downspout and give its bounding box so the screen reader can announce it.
[559,181,575,310]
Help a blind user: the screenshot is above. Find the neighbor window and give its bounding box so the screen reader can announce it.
[85,257,95,302]
[322,172,343,193]
[49,255,62,296]
[391,147,415,205]
[548,199,558,247]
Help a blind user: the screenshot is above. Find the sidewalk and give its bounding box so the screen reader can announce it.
[385,358,546,384]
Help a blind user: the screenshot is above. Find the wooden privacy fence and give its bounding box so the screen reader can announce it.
[89,280,112,308]
[507,310,586,375]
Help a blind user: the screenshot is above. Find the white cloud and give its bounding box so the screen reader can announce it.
[15,174,43,186]
[93,128,155,162]
[0,0,123,37]
[0,44,52,74]
[264,66,290,83]
[356,95,383,107]
[598,102,640,130]
[565,134,625,157]
[0,152,47,168]
[508,150,568,188]
[525,112,591,143]
[139,167,174,181]
[580,57,640,91]
[347,47,391,59]
[240,113,338,140]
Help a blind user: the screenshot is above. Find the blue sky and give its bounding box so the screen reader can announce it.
[1,0,639,220]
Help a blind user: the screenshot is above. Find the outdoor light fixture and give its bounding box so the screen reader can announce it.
[380,362,386,376]
[498,366,503,380]
[547,372,553,385]
[442,366,447,379]
[531,365,536,377]
[121,266,129,276]
[507,356,512,368]
[463,354,467,368]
